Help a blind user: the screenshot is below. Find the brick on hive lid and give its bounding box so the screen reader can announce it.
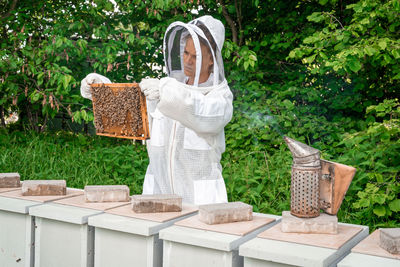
[0,173,20,188]
[380,228,400,254]
[21,180,66,196]
[281,211,338,234]
[198,201,253,225]
[84,185,130,202]
[131,194,182,213]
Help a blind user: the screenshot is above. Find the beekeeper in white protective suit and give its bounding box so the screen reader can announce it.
[80,15,233,205]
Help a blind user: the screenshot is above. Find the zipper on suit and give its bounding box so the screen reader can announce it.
[168,121,177,194]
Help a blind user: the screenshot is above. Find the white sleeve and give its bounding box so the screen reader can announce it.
[157,77,233,135]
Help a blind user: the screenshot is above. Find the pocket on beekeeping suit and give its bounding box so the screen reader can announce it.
[192,91,225,117]
[193,174,228,205]
[142,174,155,194]
[150,109,165,147]
[183,127,211,150]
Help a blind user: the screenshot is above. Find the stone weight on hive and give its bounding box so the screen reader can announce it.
[91,83,150,140]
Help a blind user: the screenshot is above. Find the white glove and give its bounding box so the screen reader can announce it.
[139,78,160,100]
[80,73,112,100]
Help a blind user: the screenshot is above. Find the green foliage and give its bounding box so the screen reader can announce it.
[0,0,192,131]
[288,0,400,113]
[222,149,292,214]
[332,99,400,228]
[1,0,399,230]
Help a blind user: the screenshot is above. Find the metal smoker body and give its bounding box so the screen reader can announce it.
[284,136,356,218]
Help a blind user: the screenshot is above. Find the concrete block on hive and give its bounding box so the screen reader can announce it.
[281,211,338,234]
[22,180,66,196]
[380,228,400,254]
[198,202,253,225]
[0,173,21,188]
[84,185,130,202]
[131,194,182,213]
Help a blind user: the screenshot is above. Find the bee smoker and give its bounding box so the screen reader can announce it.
[284,136,356,218]
[284,136,321,218]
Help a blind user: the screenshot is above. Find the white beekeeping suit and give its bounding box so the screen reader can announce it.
[141,15,233,205]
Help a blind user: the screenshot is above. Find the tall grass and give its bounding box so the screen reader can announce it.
[0,130,148,195]
[1,129,396,231]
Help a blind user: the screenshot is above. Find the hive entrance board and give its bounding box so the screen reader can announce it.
[91,83,150,140]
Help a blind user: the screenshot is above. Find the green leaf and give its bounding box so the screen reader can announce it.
[372,194,386,204]
[304,54,316,64]
[128,34,135,44]
[358,198,370,207]
[378,40,387,50]
[104,2,113,11]
[31,92,40,102]
[244,61,249,70]
[307,12,325,23]
[360,17,369,25]
[364,46,377,56]
[63,75,72,90]
[282,99,294,110]
[37,72,44,86]
[389,199,400,212]
[319,0,329,5]
[55,38,63,48]
[288,50,296,58]
[393,72,400,80]
[375,173,383,183]
[303,36,318,44]
[73,111,82,124]
[373,206,386,217]
[392,49,400,59]
[347,59,362,73]
[81,110,89,121]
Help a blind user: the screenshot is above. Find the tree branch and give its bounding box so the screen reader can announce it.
[1,0,18,20]
[235,0,244,46]
[217,0,238,45]
[0,106,6,127]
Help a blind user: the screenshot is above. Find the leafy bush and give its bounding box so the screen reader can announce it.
[333,99,400,228]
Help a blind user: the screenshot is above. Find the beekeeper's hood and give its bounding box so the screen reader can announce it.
[163,15,225,87]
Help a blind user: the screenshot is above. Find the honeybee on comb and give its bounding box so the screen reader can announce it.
[90,83,149,140]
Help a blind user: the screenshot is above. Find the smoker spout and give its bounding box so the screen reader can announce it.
[284,136,320,168]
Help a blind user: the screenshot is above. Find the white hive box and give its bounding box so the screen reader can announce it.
[159,213,280,267]
[28,194,130,267]
[338,229,400,267]
[88,203,198,267]
[239,221,368,267]
[0,188,83,267]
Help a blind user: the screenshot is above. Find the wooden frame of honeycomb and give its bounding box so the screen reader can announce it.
[90,83,149,140]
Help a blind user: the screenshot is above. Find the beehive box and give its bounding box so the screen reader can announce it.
[88,204,198,267]
[160,213,279,267]
[0,188,83,267]
[91,83,149,140]
[338,229,400,267]
[239,222,368,267]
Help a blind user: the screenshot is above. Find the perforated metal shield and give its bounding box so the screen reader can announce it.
[290,167,321,218]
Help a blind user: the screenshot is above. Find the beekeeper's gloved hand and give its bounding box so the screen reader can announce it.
[80,73,112,100]
[139,78,160,101]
